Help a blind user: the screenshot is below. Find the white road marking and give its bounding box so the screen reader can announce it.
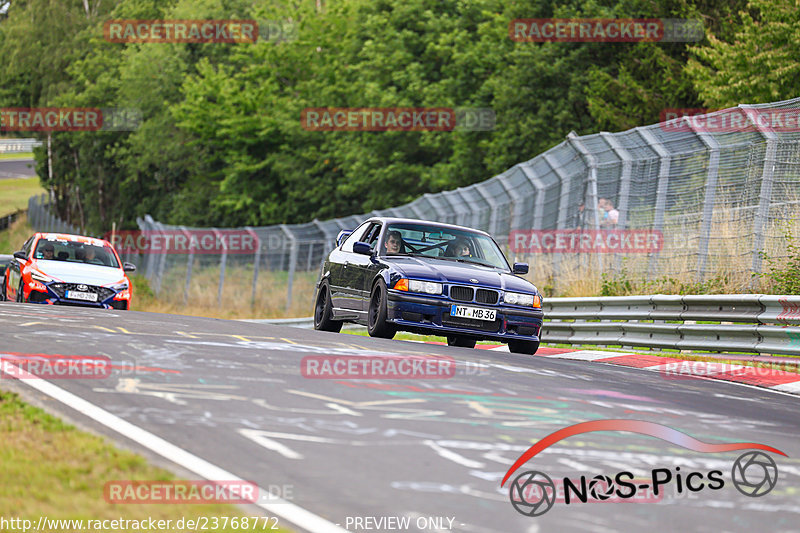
[8,363,348,533]
[424,440,485,469]
[238,429,305,459]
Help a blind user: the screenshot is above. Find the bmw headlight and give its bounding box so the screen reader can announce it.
[409,280,443,295]
[504,291,535,306]
[31,270,52,283]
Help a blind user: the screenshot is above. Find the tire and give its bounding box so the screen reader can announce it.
[16,280,25,303]
[367,279,396,339]
[508,339,539,355]
[447,335,476,348]
[314,282,342,333]
[0,274,6,301]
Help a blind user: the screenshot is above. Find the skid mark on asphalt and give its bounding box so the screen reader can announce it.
[93,379,247,405]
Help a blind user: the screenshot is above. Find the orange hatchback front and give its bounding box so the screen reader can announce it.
[2,233,136,310]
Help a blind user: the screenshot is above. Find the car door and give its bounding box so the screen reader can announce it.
[328,222,371,316]
[8,236,33,299]
[348,222,382,311]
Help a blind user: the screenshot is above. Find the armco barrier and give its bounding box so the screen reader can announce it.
[250,294,800,356]
[541,294,800,355]
[0,139,41,153]
[0,254,11,293]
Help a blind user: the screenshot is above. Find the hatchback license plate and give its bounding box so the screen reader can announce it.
[66,290,97,302]
[450,304,495,321]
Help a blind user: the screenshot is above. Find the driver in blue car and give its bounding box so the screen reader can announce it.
[445,238,471,257]
[385,230,404,254]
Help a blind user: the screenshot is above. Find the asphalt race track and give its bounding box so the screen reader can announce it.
[1,302,799,533]
[0,158,36,179]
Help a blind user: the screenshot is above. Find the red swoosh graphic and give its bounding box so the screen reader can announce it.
[501,419,787,487]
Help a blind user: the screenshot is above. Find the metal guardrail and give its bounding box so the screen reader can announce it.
[0,210,24,231]
[542,294,800,355]
[0,254,11,290]
[239,317,316,328]
[259,294,800,355]
[0,139,41,153]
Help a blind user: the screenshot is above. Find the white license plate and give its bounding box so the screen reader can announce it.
[450,304,496,321]
[66,290,97,302]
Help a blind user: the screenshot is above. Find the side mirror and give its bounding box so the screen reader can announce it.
[13,251,27,261]
[123,262,137,272]
[352,242,373,256]
[336,230,353,247]
[513,262,529,275]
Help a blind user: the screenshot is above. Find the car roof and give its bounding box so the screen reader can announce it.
[365,217,492,237]
[35,232,110,247]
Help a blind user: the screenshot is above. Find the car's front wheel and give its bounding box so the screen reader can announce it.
[508,339,539,355]
[447,335,476,348]
[314,282,342,333]
[16,280,25,303]
[367,279,396,339]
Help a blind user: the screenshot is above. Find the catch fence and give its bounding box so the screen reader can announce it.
[28,99,800,310]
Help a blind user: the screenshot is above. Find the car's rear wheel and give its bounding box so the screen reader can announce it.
[447,335,476,348]
[367,280,396,339]
[508,339,539,355]
[314,282,342,333]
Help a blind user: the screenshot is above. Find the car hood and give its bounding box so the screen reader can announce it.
[387,256,537,292]
[33,260,125,286]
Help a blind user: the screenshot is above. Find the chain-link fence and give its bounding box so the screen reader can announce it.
[28,194,82,235]
[28,98,800,309]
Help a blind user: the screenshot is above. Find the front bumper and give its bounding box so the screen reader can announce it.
[25,282,129,310]
[387,289,543,342]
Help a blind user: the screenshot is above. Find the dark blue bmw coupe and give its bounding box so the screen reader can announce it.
[313,218,544,354]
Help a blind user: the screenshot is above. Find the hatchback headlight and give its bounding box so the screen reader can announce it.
[409,280,443,295]
[31,270,52,283]
[109,281,129,291]
[504,291,535,306]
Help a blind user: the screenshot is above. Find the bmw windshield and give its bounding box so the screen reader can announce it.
[382,222,511,271]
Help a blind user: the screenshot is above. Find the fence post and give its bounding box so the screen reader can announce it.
[565,134,602,277]
[637,127,672,281]
[245,226,261,307]
[684,116,721,283]
[212,228,227,307]
[740,105,778,286]
[154,221,169,296]
[600,133,633,229]
[280,224,297,313]
[180,226,194,306]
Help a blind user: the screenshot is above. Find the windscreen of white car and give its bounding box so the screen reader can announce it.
[34,240,120,268]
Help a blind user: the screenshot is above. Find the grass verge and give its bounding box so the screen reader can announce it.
[129,268,317,320]
[0,176,45,217]
[0,152,34,160]
[0,389,289,532]
[0,213,34,253]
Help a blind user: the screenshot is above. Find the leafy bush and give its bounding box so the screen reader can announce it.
[758,228,800,294]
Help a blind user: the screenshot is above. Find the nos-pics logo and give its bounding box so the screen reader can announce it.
[502,419,785,517]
